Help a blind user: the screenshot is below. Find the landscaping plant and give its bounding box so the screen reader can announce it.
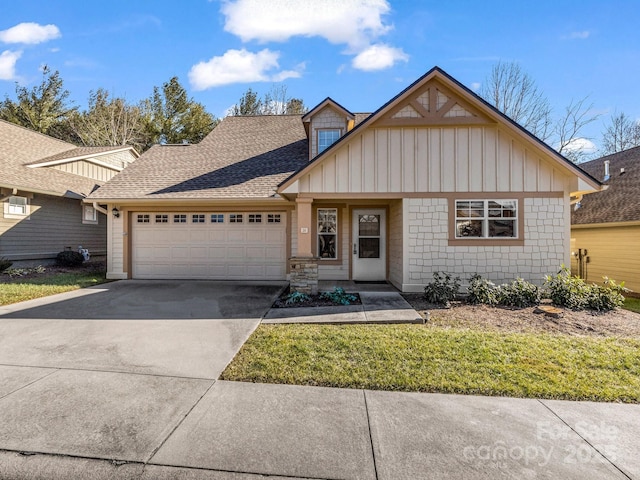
[467,274,499,305]
[284,291,311,305]
[0,257,12,273]
[544,266,626,312]
[55,250,85,267]
[496,278,541,308]
[423,271,461,307]
[320,287,357,305]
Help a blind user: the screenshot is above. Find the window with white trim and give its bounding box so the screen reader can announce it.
[229,214,243,223]
[211,214,224,223]
[455,200,517,238]
[317,208,337,259]
[82,205,97,224]
[267,214,281,223]
[8,196,27,216]
[155,214,168,223]
[137,214,150,223]
[173,214,187,223]
[318,129,341,153]
[248,214,262,223]
[192,214,206,223]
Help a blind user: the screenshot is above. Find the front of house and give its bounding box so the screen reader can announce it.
[87,67,601,292]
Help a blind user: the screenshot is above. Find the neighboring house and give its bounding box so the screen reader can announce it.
[0,119,139,265]
[571,146,640,293]
[88,67,601,292]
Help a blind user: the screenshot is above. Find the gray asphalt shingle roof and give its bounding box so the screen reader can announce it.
[89,115,309,200]
[572,146,640,224]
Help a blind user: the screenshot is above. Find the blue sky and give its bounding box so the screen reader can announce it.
[1,0,639,153]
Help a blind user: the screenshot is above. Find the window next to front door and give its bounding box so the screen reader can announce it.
[317,208,337,259]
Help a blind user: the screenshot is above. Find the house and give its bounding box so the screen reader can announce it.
[0,119,139,265]
[87,67,601,292]
[571,146,640,293]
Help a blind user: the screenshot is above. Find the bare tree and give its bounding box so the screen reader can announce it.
[600,111,640,154]
[231,84,307,116]
[480,61,599,162]
[480,61,552,141]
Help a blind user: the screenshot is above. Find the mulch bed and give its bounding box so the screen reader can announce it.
[272,290,362,308]
[0,260,106,283]
[402,294,640,338]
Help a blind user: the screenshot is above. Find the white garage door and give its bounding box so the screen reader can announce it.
[132,212,286,280]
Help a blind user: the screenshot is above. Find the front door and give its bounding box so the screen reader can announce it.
[352,209,386,281]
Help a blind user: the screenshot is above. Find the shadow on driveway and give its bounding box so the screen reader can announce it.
[0,280,287,320]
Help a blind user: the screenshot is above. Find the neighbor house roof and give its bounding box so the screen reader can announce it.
[88,115,309,201]
[571,146,640,225]
[0,119,135,197]
[26,145,138,168]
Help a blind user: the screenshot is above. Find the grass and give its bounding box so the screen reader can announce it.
[624,296,640,314]
[221,324,640,403]
[0,271,108,305]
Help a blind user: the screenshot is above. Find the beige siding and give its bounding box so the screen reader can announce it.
[0,193,106,261]
[106,211,125,279]
[52,160,117,182]
[300,126,570,194]
[388,200,403,289]
[571,225,640,293]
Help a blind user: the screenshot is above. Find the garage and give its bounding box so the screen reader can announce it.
[131,211,287,280]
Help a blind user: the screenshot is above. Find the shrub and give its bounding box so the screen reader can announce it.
[467,274,499,305]
[496,278,541,308]
[424,272,461,307]
[56,250,84,267]
[586,277,626,312]
[544,267,627,312]
[0,257,12,273]
[284,291,311,305]
[320,287,357,305]
[4,265,46,278]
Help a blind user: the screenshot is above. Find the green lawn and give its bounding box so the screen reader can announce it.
[624,296,640,314]
[0,272,108,305]
[221,324,640,403]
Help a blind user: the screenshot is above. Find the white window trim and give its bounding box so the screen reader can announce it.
[454,199,518,239]
[82,205,98,224]
[4,195,30,219]
[317,128,342,154]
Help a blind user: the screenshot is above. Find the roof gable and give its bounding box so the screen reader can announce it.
[278,67,602,194]
[302,97,354,123]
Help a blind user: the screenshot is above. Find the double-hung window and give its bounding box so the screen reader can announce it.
[455,200,517,238]
[8,196,27,216]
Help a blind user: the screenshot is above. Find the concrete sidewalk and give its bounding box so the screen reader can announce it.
[1,380,638,479]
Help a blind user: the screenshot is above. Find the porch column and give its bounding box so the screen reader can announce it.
[295,197,314,257]
[290,196,318,295]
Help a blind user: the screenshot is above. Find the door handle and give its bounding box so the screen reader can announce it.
[353,242,357,255]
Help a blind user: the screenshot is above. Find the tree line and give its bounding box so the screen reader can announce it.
[0,66,307,152]
[1,62,637,160]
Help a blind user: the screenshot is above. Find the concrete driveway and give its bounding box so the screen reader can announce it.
[0,280,285,378]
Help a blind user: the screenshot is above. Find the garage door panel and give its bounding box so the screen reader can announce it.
[132,211,287,280]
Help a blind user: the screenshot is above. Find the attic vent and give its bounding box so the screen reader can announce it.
[604,160,610,181]
[620,167,626,175]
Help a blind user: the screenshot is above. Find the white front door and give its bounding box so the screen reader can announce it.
[352,209,386,281]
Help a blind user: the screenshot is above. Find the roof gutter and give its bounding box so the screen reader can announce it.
[92,202,109,215]
[0,182,68,198]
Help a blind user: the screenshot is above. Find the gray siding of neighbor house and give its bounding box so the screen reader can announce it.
[0,193,106,261]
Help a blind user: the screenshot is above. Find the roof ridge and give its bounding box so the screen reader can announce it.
[0,118,76,149]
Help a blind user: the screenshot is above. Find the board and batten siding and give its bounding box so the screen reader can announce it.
[52,160,117,183]
[0,193,106,261]
[571,224,640,294]
[298,126,570,194]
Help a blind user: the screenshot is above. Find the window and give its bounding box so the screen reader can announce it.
[318,129,341,153]
[211,214,224,223]
[173,214,187,223]
[455,200,517,238]
[230,214,243,223]
[8,196,27,216]
[192,214,206,223]
[137,214,150,223]
[155,214,168,223]
[82,205,97,224]
[248,214,262,223]
[317,208,337,259]
[267,214,281,223]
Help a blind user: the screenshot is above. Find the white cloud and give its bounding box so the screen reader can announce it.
[352,43,408,71]
[189,48,304,90]
[563,30,590,40]
[222,0,392,52]
[0,50,22,80]
[470,82,481,92]
[0,22,60,44]
[561,137,597,154]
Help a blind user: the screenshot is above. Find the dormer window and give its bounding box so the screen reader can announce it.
[318,129,341,154]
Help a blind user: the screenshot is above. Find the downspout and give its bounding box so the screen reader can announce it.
[93,202,109,215]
